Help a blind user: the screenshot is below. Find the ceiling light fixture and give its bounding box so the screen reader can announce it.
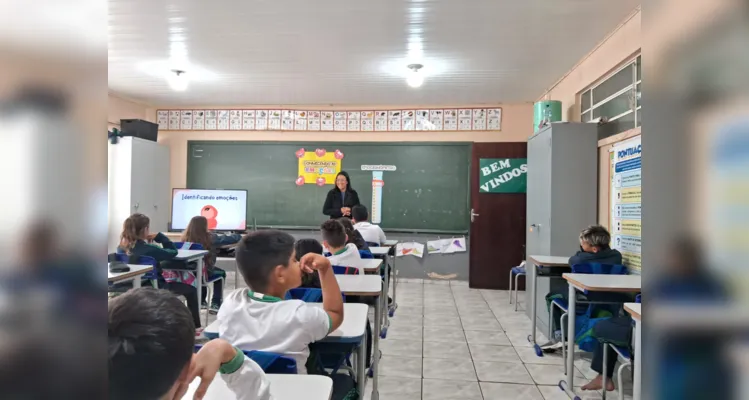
[167,69,188,91]
[406,64,424,88]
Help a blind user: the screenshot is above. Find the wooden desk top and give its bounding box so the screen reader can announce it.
[563,273,641,292]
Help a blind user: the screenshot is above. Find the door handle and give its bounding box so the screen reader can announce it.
[470,208,479,223]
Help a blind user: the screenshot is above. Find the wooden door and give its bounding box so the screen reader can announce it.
[469,143,527,289]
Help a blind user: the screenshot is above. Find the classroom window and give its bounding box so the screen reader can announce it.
[580,55,641,136]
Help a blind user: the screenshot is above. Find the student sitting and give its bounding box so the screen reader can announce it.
[352,205,386,245]
[179,215,228,314]
[337,217,369,251]
[542,225,623,351]
[108,288,272,400]
[118,213,202,330]
[216,230,344,375]
[321,219,362,272]
[296,238,323,288]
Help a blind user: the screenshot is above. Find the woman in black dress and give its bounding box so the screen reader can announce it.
[322,171,361,219]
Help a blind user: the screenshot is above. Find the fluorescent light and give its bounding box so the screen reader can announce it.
[167,70,188,91]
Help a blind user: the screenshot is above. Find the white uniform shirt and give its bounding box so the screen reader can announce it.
[326,243,363,273]
[354,221,387,245]
[217,289,331,374]
[220,350,274,400]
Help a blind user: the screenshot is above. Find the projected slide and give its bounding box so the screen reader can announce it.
[171,189,247,231]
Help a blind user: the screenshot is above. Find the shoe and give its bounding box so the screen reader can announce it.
[201,301,209,310]
[387,297,393,307]
[209,303,221,314]
[540,341,564,353]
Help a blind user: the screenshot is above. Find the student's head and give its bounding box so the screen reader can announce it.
[108,288,195,400]
[182,216,211,249]
[335,171,352,192]
[579,225,611,253]
[235,230,301,294]
[119,213,150,252]
[294,238,323,261]
[351,205,369,223]
[321,219,347,251]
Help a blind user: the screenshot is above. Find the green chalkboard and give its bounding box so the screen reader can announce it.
[186,141,471,232]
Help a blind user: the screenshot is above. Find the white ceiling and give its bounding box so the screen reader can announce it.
[108,0,639,107]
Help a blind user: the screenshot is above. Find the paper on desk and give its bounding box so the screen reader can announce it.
[396,242,424,258]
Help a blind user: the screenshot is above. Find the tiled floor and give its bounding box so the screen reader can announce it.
[360,280,634,400]
[210,274,634,399]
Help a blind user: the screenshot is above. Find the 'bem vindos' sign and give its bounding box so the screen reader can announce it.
[479,158,527,193]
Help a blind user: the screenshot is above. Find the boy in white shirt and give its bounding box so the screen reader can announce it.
[108,288,272,400]
[217,230,344,374]
[321,219,362,272]
[352,205,386,245]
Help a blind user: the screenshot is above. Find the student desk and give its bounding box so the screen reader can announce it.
[369,246,395,313]
[164,232,241,250]
[172,249,209,323]
[527,255,571,354]
[108,264,152,288]
[624,302,641,400]
[203,301,373,398]
[333,274,384,399]
[560,273,641,399]
[181,373,334,400]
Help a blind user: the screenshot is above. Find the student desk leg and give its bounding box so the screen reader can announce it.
[560,282,579,399]
[132,276,142,288]
[633,318,641,400]
[390,253,398,316]
[196,258,204,326]
[527,263,544,356]
[372,292,382,400]
[357,334,367,397]
[380,260,390,337]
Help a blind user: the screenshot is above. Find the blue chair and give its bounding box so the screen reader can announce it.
[333,265,360,275]
[193,344,297,374]
[509,262,526,311]
[359,250,374,259]
[551,263,628,368]
[286,288,323,302]
[366,242,380,247]
[109,253,159,289]
[173,242,224,309]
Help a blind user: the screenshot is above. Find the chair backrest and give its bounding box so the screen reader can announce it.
[332,265,359,275]
[635,294,641,303]
[571,263,628,275]
[192,346,297,374]
[285,288,323,302]
[244,350,298,374]
[173,242,204,250]
[366,242,380,247]
[359,250,374,259]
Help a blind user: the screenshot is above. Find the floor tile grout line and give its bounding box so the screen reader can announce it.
[449,285,485,400]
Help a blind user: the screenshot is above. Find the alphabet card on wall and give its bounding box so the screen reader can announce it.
[168,110,180,130]
[281,110,294,130]
[205,110,218,130]
[443,109,458,130]
[229,110,242,130]
[294,111,307,131]
[268,110,282,130]
[402,110,415,131]
[307,111,321,131]
[255,110,268,130]
[319,111,333,131]
[388,110,401,131]
[193,110,205,130]
[458,109,472,131]
[217,110,230,130]
[157,110,169,130]
[375,111,388,131]
[472,108,487,130]
[180,110,193,130]
[242,110,255,130]
[361,111,374,131]
[487,108,502,130]
[347,111,360,131]
[429,110,444,130]
[334,111,347,131]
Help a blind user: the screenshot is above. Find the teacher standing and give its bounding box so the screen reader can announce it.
[323,171,361,219]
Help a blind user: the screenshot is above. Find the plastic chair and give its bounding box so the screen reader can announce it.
[286,288,323,302]
[175,242,224,324]
[366,242,380,247]
[509,261,526,311]
[109,253,159,289]
[359,250,374,259]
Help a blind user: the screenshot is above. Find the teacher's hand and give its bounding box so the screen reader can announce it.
[341,207,351,216]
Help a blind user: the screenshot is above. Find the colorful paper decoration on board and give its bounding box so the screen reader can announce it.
[156,108,502,132]
[296,148,343,186]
